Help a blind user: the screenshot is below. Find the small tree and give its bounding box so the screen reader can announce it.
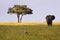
[7,5,33,23]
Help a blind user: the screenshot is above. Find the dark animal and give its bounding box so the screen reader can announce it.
[46,15,55,26]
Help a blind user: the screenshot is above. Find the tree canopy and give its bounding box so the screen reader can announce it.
[8,5,33,15]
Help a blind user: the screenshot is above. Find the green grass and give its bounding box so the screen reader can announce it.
[0,25,60,40]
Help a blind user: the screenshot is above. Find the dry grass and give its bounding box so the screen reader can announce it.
[0,22,60,26]
[0,23,60,40]
[0,25,60,40]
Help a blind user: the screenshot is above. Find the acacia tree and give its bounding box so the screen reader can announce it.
[7,5,33,23]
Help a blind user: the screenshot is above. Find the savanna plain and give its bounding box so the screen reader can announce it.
[0,22,60,40]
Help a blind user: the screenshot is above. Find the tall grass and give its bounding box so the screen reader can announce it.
[0,25,60,40]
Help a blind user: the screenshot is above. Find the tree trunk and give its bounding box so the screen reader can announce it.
[20,14,24,22]
[17,14,20,23]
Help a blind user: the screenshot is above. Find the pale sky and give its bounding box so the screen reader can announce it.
[0,0,60,22]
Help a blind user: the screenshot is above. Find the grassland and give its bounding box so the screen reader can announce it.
[0,22,60,25]
[0,22,60,40]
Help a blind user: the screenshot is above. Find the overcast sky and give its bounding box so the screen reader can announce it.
[0,0,60,22]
